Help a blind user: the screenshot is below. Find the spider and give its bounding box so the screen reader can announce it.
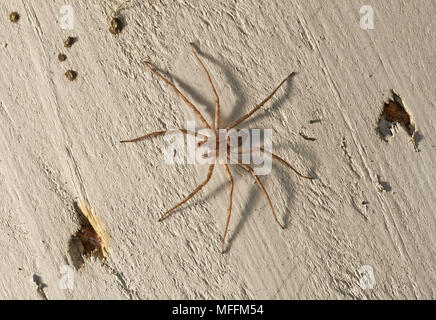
[121,43,313,253]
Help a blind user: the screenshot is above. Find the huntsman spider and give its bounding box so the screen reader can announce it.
[121,43,313,253]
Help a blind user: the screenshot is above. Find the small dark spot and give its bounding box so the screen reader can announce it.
[10,12,20,23]
[362,201,369,205]
[58,53,67,62]
[309,119,321,124]
[413,131,424,151]
[376,175,392,192]
[299,132,317,141]
[109,17,123,35]
[64,36,77,48]
[65,70,78,81]
[68,235,85,270]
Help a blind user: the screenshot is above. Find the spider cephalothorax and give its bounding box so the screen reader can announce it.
[121,43,313,253]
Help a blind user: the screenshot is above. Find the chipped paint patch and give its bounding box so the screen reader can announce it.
[68,198,109,269]
[378,90,418,151]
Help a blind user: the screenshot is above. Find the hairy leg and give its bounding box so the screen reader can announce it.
[158,164,215,221]
[190,43,221,131]
[226,72,296,130]
[237,163,284,229]
[144,61,211,129]
[221,164,234,253]
[120,129,207,143]
[239,147,313,179]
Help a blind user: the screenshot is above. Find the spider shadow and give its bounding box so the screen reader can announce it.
[225,161,298,252]
[161,164,262,251]
[273,142,320,180]
[142,63,212,126]
[162,166,229,217]
[163,143,316,250]
[159,152,310,251]
[148,44,313,249]
[150,43,294,131]
[189,164,262,252]
[189,42,248,127]
[172,75,216,124]
[272,162,299,229]
[190,175,228,207]
[237,75,296,129]
[115,15,129,29]
[226,172,260,252]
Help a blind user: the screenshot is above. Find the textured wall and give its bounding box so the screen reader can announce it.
[0,0,435,299]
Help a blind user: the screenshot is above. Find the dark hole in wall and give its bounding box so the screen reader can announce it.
[378,90,419,151]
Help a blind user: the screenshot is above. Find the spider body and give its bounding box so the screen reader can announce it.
[121,43,313,253]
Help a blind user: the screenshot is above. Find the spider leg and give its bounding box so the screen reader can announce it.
[190,43,221,130]
[226,72,296,130]
[143,61,212,129]
[239,147,313,179]
[120,129,206,143]
[236,163,284,229]
[221,164,234,253]
[158,164,215,221]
